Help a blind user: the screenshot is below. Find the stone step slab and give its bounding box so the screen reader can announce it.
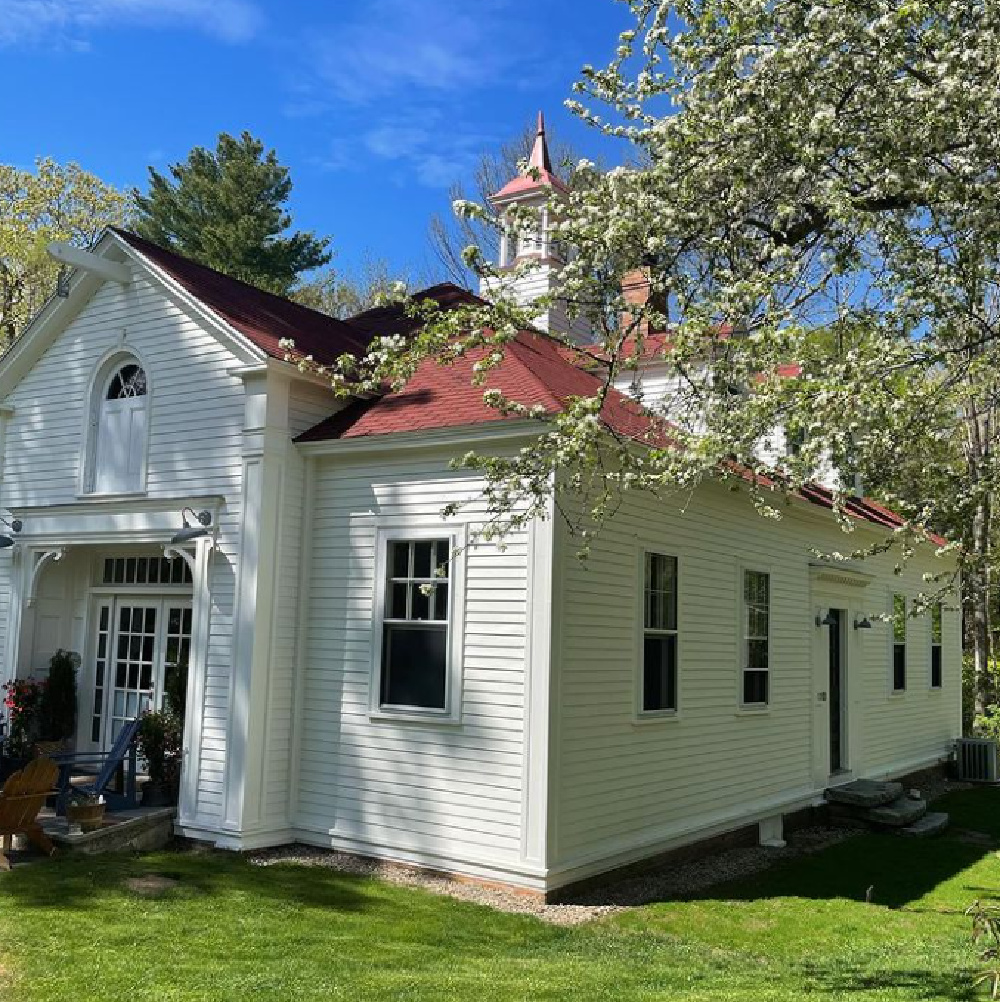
[866,796,928,828]
[825,779,904,809]
[899,812,949,838]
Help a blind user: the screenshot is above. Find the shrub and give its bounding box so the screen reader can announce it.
[2,678,46,758]
[41,649,79,742]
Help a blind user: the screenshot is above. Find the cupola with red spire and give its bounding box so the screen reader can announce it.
[491,112,568,203]
[481,112,592,343]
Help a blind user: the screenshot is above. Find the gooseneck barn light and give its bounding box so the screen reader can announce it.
[0,515,23,550]
[170,508,213,545]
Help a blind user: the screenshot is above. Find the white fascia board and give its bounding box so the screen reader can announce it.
[228,358,339,394]
[0,262,103,399]
[295,419,544,457]
[105,231,266,368]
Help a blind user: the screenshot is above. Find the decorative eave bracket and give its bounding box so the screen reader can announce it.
[27,548,66,607]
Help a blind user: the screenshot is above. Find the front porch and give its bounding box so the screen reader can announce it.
[3,804,175,867]
[0,496,221,830]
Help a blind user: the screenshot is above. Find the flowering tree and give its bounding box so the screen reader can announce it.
[298,2,1000,709]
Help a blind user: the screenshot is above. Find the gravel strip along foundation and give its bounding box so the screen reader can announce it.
[248,824,860,926]
[248,779,971,925]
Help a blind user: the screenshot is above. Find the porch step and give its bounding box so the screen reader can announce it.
[899,811,949,838]
[866,796,928,828]
[825,779,903,809]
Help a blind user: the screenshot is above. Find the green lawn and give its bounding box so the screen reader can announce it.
[1,788,998,1001]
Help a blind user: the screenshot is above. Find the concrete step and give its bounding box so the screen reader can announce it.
[899,811,949,838]
[866,796,928,828]
[825,779,904,809]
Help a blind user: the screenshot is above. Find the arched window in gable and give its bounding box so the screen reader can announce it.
[91,359,148,494]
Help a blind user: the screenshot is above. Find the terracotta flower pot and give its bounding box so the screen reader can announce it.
[66,802,105,832]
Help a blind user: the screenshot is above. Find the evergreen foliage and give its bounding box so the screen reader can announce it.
[133,131,331,296]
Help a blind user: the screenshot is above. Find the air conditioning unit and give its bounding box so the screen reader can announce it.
[957,738,1000,783]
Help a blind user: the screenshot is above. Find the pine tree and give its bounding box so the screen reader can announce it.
[133,131,330,296]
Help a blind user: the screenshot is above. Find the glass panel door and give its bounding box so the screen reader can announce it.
[106,603,158,749]
[93,597,193,750]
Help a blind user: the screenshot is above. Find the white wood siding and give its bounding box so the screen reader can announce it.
[550,478,961,881]
[295,450,530,874]
[0,275,249,824]
[259,382,338,830]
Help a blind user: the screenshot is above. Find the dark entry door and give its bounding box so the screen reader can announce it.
[828,609,843,772]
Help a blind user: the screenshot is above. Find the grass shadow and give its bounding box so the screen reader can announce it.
[0,846,373,914]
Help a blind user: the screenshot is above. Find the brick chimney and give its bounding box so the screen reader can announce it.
[620,268,666,340]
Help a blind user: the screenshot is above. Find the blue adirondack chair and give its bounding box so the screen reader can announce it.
[53,716,142,815]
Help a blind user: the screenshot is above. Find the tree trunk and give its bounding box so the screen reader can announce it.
[970,495,993,718]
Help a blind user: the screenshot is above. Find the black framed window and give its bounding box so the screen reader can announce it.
[931,602,943,689]
[743,570,770,705]
[380,539,450,711]
[892,594,907,691]
[642,552,678,712]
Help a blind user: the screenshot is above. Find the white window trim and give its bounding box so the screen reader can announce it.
[738,564,772,712]
[370,522,466,725]
[929,602,943,691]
[890,591,907,695]
[80,348,152,497]
[635,546,682,721]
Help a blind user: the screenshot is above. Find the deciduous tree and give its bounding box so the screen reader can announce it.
[301,2,1000,710]
[0,159,127,345]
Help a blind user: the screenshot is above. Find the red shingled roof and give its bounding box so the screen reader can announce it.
[104,230,928,543]
[344,284,482,340]
[113,228,368,366]
[297,329,658,444]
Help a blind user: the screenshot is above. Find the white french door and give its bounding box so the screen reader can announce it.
[90,597,192,750]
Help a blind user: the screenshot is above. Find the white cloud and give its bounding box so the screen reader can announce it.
[0,0,264,47]
[307,0,525,104]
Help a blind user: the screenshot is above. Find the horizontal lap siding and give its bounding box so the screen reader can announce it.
[0,276,247,823]
[297,454,527,866]
[855,563,961,774]
[552,479,960,868]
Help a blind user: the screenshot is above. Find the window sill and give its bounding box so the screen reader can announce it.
[368,709,462,727]
[736,705,770,717]
[890,689,907,697]
[76,491,148,502]
[632,711,680,726]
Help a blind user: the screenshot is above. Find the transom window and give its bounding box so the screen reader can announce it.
[101,556,192,587]
[892,594,907,692]
[642,552,678,713]
[380,539,451,712]
[91,358,148,494]
[106,364,147,399]
[742,570,770,706]
[931,602,943,689]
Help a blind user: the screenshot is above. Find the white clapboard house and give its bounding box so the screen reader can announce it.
[0,123,960,895]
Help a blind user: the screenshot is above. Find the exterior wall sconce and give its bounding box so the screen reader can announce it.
[853,617,873,630]
[815,610,836,627]
[171,508,212,545]
[0,515,23,549]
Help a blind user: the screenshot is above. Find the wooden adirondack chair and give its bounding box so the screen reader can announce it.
[0,756,59,871]
[53,716,141,815]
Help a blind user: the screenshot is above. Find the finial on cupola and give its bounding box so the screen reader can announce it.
[529,110,552,173]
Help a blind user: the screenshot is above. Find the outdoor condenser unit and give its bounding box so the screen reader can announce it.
[956,738,1000,783]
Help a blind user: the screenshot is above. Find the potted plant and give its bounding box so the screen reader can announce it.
[138,657,186,806]
[66,791,105,832]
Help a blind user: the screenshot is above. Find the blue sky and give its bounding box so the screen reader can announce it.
[0,0,632,284]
